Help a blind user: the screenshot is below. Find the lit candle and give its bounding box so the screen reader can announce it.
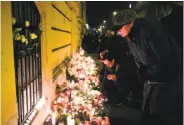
[63,109,66,114]
[72,80,75,84]
[101,120,105,125]
[90,109,95,117]
[67,115,75,125]
[52,112,57,125]
[84,83,88,90]
[88,104,92,110]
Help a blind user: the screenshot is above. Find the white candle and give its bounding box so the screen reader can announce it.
[84,83,88,90]
[52,112,57,125]
[63,109,66,114]
[72,80,75,84]
[67,115,75,125]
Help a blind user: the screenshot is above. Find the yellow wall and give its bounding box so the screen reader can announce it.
[71,11,77,54]
[36,1,83,74]
[35,2,82,101]
[1,1,85,125]
[1,1,18,125]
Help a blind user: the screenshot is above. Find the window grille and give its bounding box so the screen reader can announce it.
[12,2,42,124]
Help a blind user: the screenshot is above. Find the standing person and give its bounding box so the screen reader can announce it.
[112,9,182,125]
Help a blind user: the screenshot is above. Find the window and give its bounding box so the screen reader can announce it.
[12,2,42,124]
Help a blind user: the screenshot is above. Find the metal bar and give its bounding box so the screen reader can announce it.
[18,60,22,124]
[25,2,28,20]
[18,78,38,89]
[18,93,21,124]
[22,2,26,22]
[32,4,34,26]
[37,46,40,99]
[20,57,25,121]
[38,41,42,98]
[19,91,23,123]
[32,51,35,106]
[19,2,23,24]
[27,2,30,21]
[35,46,38,102]
[25,56,29,116]
[12,2,42,124]
[29,55,32,112]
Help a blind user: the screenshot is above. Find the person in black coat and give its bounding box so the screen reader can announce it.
[112,9,182,125]
[99,50,141,107]
[106,35,143,106]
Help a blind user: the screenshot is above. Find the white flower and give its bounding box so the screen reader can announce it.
[57,96,63,103]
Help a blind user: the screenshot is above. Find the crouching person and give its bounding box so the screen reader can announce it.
[99,50,137,106]
[99,50,142,125]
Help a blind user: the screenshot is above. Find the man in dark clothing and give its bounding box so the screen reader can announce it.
[112,9,182,125]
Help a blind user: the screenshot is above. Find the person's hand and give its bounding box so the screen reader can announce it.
[107,74,117,81]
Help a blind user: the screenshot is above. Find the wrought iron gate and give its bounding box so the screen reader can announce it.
[11,2,42,125]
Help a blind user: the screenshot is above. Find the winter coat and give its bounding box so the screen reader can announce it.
[126,18,181,113]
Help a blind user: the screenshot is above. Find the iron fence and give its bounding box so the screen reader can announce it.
[12,2,42,125]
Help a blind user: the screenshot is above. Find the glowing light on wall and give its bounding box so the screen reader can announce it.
[86,24,89,29]
[129,4,132,8]
[113,11,117,16]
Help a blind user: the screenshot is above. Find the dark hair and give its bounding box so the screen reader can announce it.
[100,50,114,61]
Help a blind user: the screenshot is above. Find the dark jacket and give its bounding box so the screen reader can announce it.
[101,36,143,104]
[100,64,119,104]
[101,60,139,105]
[127,18,182,113]
[127,18,181,82]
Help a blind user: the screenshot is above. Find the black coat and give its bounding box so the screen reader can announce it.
[101,60,140,105]
[127,18,181,82]
[101,36,143,104]
[126,18,182,114]
[100,65,119,104]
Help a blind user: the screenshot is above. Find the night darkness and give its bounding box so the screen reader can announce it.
[86,1,135,28]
